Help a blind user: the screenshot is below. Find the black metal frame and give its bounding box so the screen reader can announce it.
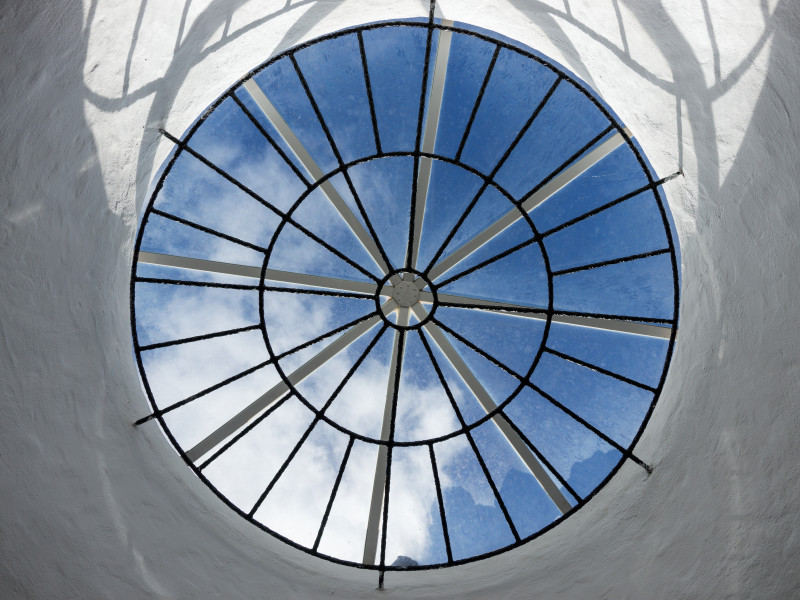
[130,3,680,587]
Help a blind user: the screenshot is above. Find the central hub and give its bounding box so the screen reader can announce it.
[376,270,437,329]
[392,281,421,308]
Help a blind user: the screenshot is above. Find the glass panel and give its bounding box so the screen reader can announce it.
[317,440,379,562]
[435,306,546,377]
[531,144,651,233]
[294,33,377,162]
[189,96,308,213]
[385,446,448,566]
[459,48,559,174]
[546,320,669,388]
[141,328,269,402]
[140,211,264,272]
[292,321,385,412]
[552,252,675,319]
[346,157,414,269]
[251,57,339,173]
[494,83,612,199]
[435,434,516,560]
[423,330,489,426]
[254,422,350,548]
[436,229,548,308]
[202,396,315,510]
[471,418,563,537]
[291,172,384,277]
[267,219,376,283]
[262,292,375,357]
[544,193,669,272]
[162,363,283,450]
[416,160,485,271]
[394,333,461,442]
[134,283,259,347]
[361,26,428,152]
[531,352,653,447]
[434,33,497,159]
[323,330,394,440]
[504,386,623,499]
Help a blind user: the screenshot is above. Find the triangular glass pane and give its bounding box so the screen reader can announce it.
[267,219,376,283]
[262,289,376,356]
[438,215,542,286]
[293,320,385,412]
[437,235,549,309]
[347,157,413,270]
[416,160,485,272]
[386,445,449,566]
[439,329,522,413]
[394,332,461,442]
[324,328,395,440]
[434,434,516,560]
[434,186,510,268]
[291,172,384,278]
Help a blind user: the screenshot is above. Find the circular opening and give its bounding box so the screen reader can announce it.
[131,18,679,576]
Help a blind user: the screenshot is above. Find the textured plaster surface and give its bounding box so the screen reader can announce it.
[1,0,798,598]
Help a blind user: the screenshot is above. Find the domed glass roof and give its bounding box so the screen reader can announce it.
[131,16,679,584]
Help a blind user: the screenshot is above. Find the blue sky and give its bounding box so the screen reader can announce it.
[134,20,677,568]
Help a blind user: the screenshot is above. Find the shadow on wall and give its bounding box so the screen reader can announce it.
[53,0,797,597]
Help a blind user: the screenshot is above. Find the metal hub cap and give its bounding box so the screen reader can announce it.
[392,281,421,308]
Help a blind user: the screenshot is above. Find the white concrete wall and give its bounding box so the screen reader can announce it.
[1,0,798,597]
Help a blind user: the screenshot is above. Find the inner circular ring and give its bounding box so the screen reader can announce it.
[376,270,436,330]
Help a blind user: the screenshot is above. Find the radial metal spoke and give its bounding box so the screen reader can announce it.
[409,19,453,270]
[413,304,572,514]
[427,130,628,281]
[138,251,378,295]
[429,291,674,339]
[363,308,409,565]
[185,305,392,462]
[243,79,390,275]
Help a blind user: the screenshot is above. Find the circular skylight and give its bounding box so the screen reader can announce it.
[131,18,679,580]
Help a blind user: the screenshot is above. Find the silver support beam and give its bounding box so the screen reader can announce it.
[138,251,378,295]
[362,308,410,565]
[425,291,673,339]
[427,131,628,281]
[409,20,453,270]
[412,304,572,514]
[243,79,390,275]
[185,303,396,462]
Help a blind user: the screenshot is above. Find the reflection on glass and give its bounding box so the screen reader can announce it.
[132,18,679,575]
